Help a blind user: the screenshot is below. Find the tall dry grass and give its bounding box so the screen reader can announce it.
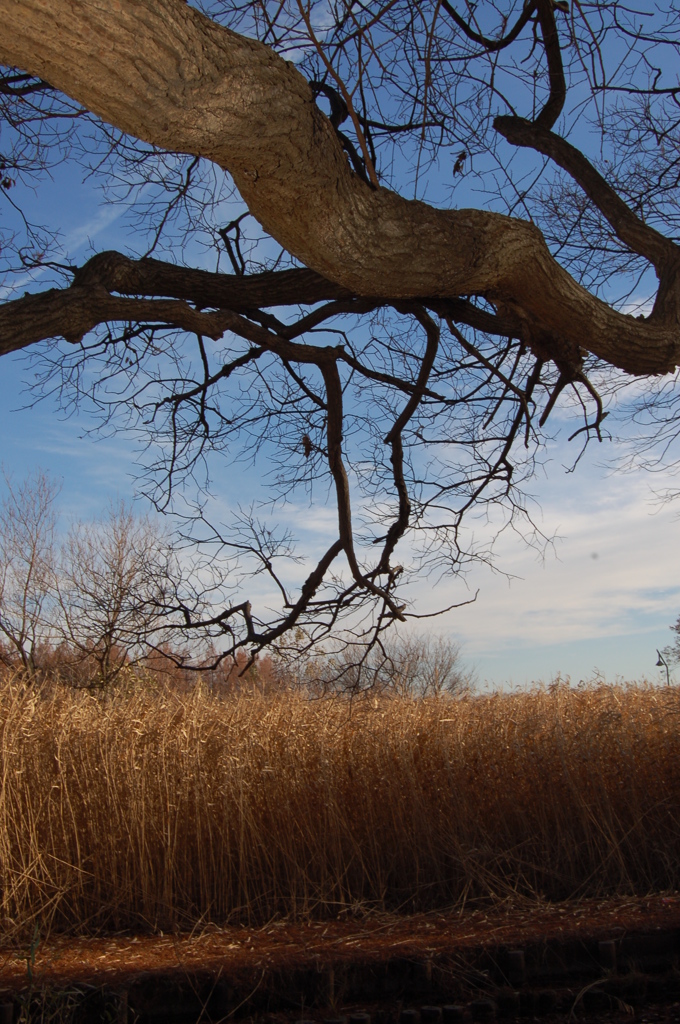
[1,675,680,938]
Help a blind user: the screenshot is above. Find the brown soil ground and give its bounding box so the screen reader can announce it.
[2,894,680,990]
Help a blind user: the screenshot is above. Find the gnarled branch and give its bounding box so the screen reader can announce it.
[0,0,678,375]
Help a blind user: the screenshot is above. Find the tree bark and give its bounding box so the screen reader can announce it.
[1,0,679,375]
[0,252,522,357]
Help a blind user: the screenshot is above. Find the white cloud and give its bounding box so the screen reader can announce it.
[62,203,126,256]
[388,438,680,683]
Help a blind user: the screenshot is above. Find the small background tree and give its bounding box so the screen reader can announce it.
[52,502,177,687]
[299,632,471,696]
[0,469,58,674]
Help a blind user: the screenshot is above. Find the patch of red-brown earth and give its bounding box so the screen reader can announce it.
[1,894,680,989]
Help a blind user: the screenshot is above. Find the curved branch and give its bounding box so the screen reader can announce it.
[0,285,236,354]
[378,306,440,571]
[0,274,347,360]
[72,251,353,310]
[534,0,566,130]
[493,117,678,274]
[440,0,536,53]
[0,255,524,357]
[321,359,406,621]
[0,0,679,374]
[0,70,50,95]
[0,255,350,356]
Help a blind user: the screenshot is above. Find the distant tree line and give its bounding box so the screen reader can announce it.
[0,471,470,695]
[0,470,184,686]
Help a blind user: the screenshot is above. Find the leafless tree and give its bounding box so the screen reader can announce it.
[381,634,471,698]
[0,470,59,673]
[663,615,680,673]
[52,502,183,687]
[0,0,679,669]
[307,632,471,696]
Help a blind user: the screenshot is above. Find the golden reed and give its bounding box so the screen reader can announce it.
[1,676,679,938]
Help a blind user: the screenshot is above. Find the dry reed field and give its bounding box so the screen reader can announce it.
[1,675,679,940]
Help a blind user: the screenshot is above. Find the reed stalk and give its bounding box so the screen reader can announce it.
[0,676,678,939]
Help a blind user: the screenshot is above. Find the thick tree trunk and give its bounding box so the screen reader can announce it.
[1,0,678,374]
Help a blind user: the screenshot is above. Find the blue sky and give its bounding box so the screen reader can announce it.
[2,322,679,688]
[2,10,680,688]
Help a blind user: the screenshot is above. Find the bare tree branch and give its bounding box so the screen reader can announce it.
[0,0,678,374]
[0,0,679,660]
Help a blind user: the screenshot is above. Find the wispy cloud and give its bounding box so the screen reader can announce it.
[394,438,680,682]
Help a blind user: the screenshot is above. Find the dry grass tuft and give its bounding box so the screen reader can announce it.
[1,675,679,939]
